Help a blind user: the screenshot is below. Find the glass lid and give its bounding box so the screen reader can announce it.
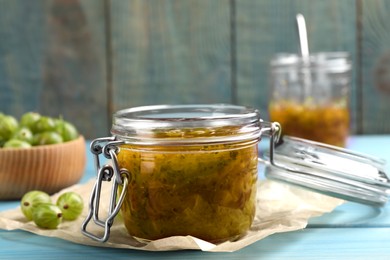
[264,136,390,206]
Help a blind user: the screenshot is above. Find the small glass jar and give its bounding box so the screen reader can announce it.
[113,105,263,243]
[269,52,352,147]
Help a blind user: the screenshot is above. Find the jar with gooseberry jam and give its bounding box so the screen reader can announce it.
[81,104,281,243]
[269,52,352,147]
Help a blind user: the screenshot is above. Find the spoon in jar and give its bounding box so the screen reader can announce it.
[296,13,310,59]
[296,13,312,98]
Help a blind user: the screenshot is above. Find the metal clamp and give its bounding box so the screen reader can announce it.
[259,120,282,166]
[259,121,310,173]
[81,137,129,242]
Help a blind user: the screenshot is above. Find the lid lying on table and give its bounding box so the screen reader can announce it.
[264,136,390,206]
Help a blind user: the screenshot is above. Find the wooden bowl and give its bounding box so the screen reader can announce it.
[0,136,86,200]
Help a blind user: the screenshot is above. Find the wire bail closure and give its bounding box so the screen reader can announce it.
[259,120,282,166]
[81,137,129,242]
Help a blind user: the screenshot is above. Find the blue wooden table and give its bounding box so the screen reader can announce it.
[1,136,390,259]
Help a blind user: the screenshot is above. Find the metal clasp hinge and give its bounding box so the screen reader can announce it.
[81,137,129,242]
[259,120,282,166]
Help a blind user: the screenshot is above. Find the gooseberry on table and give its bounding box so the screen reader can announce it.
[20,190,52,221]
[20,190,84,229]
[56,192,84,220]
[32,203,63,229]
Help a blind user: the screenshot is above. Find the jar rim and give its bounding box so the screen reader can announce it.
[270,52,351,72]
[111,104,263,145]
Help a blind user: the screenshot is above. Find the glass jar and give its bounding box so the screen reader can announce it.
[269,52,352,147]
[81,104,390,244]
[81,104,280,243]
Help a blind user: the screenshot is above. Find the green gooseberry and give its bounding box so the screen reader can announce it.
[20,112,41,130]
[3,139,32,149]
[31,116,56,134]
[32,203,63,229]
[0,115,18,140]
[33,131,63,146]
[56,120,79,142]
[56,192,84,220]
[20,190,52,221]
[12,127,34,144]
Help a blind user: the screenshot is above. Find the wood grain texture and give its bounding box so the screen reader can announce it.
[1,228,390,259]
[0,0,47,116]
[0,0,108,139]
[2,0,390,136]
[40,0,109,138]
[109,0,232,112]
[360,0,390,133]
[235,0,358,132]
[0,136,85,199]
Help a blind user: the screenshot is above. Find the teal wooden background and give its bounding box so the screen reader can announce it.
[0,0,389,139]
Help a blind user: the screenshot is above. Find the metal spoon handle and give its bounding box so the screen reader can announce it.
[296,13,309,58]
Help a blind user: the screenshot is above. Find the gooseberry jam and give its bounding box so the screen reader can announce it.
[111,105,264,242]
[269,100,349,147]
[269,52,351,147]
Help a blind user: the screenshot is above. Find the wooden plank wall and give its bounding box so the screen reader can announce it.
[0,0,108,138]
[0,0,389,139]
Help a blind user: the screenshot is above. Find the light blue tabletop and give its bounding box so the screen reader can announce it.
[1,136,390,259]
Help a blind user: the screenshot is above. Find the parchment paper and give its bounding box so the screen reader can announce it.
[0,178,344,252]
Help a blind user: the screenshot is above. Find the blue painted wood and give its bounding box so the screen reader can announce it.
[361,0,390,133]
[1,228,390,259]
[0,0,47,115]
[309,201,390,227]
[0,0,109,139]
[39,0,109,138]
[110,0,232,112]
